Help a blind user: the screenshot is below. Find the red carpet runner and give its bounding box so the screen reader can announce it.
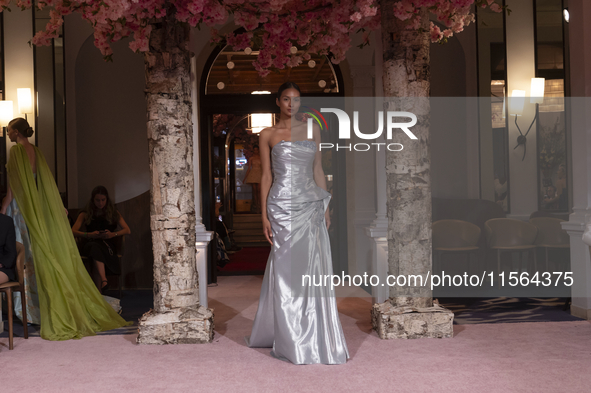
[218,246,271,275]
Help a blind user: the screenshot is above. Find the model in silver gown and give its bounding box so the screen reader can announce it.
[245,139,350,365]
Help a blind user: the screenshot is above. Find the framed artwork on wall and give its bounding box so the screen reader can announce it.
[537,110,568,212]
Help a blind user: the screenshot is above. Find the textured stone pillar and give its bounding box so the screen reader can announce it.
[371,1,453,339]
[137,11,213,344]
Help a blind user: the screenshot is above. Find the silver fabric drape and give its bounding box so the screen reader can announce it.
[245,140,349,365]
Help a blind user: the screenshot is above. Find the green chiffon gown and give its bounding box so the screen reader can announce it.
[7,144,131,340]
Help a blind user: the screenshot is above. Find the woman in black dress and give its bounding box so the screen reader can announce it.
[72,186,130,292]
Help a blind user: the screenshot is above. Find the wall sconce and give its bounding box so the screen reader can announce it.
[0,100,14,137]
[530,78,545,104]
[509,89,525,116]
[510,78,545,161]
[17,88,33,120]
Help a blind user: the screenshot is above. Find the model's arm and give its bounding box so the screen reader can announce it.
[0,221,17,270]
[259,129,274,244]
[311,125,330,229]
[72,212,99,239]
[103,213,131,239]
[1,182,13,215]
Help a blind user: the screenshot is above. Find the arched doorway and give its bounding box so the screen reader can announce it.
[199,42,346,285]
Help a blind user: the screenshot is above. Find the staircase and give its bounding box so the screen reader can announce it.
[232,214,268,245]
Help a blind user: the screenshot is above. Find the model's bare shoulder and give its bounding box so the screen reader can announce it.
[259,127,274,141]
[258,128,274,147]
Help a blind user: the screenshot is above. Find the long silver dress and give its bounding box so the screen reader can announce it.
[245,140,349,365]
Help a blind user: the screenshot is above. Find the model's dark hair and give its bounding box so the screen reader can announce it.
[82,185,119,225]
[277,82,301,99]
[8,118,34,138]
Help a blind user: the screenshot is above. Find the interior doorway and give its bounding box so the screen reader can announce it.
[199,41,346,285]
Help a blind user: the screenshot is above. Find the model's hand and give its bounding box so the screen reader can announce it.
[262,217,273,245]
[103,230,117,239]
[88,231,101,239]
[98,230,111,239]
[325,211,331,230]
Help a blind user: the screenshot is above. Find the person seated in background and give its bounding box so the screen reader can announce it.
[72,186,130,292]
[215,202,241,253]
[0,213,17,285]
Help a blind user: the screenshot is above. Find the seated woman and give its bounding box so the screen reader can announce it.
[0,213,17,285]
[72,186,130,292]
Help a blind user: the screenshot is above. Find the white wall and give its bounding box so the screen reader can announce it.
[64,13,94,207]
[72,31,149,206]
[3,9,34,154]
[506,1,538,219]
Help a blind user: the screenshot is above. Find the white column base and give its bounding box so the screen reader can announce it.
[562,208,591,320]
[571,304,591,320]
[195,224,213,308]
[366,220,388,304]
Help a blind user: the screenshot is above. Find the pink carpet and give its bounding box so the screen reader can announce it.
[2,275,591,392]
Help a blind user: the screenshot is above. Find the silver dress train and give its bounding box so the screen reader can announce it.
[245,140,349,365]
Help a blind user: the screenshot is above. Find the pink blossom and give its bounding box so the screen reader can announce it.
[350,12,362,22]
[0,0,500,74]
[490,3,501,12]
[430,23,443,42]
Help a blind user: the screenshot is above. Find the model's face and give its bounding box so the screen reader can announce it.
[254,147,259,154]
[276,88,301,117]
[94,194,107,210]
[7,126,18,143]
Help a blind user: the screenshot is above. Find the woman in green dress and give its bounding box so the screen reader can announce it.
[0,118,130,340]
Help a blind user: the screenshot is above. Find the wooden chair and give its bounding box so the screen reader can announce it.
[432,219,481,275]
[0,242,29,350]
[485,218,538,286]
[530,217,570,272]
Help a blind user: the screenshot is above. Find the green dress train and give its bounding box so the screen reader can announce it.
[7,144,131,340]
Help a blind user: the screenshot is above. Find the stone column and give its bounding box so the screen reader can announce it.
[137,14,213,344]
[371,3,453,339]
[563,0,591,320]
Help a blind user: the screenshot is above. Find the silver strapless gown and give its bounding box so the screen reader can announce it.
[245,140,349,364]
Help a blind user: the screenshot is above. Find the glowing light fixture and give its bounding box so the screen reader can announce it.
[249,113,274,134]
[563,8,569,23]
[530,78,545,104]
[0,101,14,128]
[17,88,33,117]
[308,60,316,68]
[509,90,525,116]
[251,91,271,95]
[217,82,225,90]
